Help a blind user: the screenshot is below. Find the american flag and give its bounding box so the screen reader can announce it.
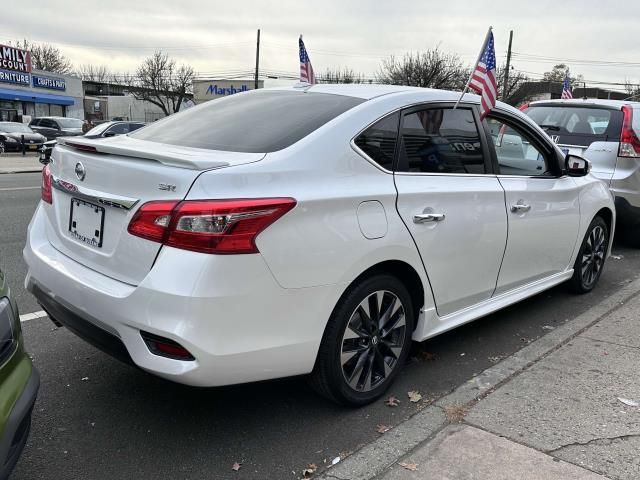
[561,73,573,99]
[299,36,316,84]
[469,31,498,120]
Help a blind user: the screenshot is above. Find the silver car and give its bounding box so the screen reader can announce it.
[522,99,640,244]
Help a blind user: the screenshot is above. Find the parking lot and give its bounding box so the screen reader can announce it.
[2,171,639,479]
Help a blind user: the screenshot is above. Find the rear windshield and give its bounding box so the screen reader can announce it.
[525,105,623,147]
[130,90,364,152]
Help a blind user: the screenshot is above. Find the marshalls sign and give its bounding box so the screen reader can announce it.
[193,79,264,103]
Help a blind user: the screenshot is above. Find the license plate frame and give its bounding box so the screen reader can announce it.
[69,198,105,248]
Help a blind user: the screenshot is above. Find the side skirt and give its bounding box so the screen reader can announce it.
[412,270,574,342]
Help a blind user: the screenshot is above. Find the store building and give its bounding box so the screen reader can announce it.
[193,79,264,104]
[0,43,84,122]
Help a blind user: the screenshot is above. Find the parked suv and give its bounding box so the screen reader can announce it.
[0,268,39,479]
[29,117,84,141]
[522,100,640,242]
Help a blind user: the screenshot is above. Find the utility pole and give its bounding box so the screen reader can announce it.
[254,29,260,90]
[502,30,513,101]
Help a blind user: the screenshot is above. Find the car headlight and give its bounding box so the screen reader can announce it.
[0,297,16,364]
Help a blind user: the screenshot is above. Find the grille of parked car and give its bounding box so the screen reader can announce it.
[0,297,16,364]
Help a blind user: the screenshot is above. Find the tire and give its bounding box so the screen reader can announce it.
[569,216,609,293]
[309,274,415,406]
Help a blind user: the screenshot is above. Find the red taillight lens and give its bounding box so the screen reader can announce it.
[619,105,640,158]
[518,103,529,111]
[41,164,52,204]
[128,198,296,254]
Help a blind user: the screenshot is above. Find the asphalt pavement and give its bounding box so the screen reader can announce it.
[1,172,639,479]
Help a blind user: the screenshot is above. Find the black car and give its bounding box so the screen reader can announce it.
[38,121,146,164]
[0,122,46,153]
[84,121,146,139]
[29,117,84,141]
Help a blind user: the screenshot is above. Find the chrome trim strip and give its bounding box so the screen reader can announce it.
[51,175,139,210]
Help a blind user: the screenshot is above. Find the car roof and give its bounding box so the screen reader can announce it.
[529,98,640,109]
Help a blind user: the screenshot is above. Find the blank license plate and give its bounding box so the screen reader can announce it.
[69,199,105,248]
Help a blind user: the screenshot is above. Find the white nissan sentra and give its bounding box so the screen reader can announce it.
[24,85,614,405]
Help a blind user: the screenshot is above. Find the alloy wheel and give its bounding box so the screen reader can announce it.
[340,290,407,392]
[581,225,606,287]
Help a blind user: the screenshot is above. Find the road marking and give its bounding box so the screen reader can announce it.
[19,310,48,322]
[0,186,40,191]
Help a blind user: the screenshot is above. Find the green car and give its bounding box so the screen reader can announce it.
[0,269,39,479]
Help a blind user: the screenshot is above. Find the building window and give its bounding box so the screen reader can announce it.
[35,103,50,117]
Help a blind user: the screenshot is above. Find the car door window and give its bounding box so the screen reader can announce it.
[354,112,400,171]
[396,107,486,174]
[40,119,56,129]
[488,117,551,176]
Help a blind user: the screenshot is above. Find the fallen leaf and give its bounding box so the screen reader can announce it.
[408,390,422,403]
[399,462,418,471]
[231,462,241,471]
[385,396,400,407]
[302,463,317,478]
[376,424,391,434]
[618,397,640,407]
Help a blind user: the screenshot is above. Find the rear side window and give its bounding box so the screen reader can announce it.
[396,107,486,174]
[131,90,364,153]
[354,112,400,170]
[525,106,623,147]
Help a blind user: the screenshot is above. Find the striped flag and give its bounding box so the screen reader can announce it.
[469,31,498,120]
[561,72,573,99]
[299,36,316,84]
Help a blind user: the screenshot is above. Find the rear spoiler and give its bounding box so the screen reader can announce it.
[57,136,265,170]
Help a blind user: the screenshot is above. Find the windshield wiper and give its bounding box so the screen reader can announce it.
[538,124,560,131]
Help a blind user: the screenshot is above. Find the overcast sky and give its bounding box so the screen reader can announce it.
[3,0,639,90]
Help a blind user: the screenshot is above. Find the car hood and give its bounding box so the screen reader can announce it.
[1,132,45,142]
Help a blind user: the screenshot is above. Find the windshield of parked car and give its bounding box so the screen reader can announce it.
[85,122,113,136]
[130,90,365,152]
[57,118,83,129]
[525,105,622,147]
[0,122,34,133]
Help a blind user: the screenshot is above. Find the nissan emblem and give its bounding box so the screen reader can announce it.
[75,162,86,181]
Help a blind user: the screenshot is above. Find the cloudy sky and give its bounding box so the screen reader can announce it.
[3,0,639,90]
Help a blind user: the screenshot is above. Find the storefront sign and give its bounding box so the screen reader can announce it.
[193,79,263,103]
[32,74,66,91]
[206,84,250,96]
[0,44,32,73]
[0,69,30,85]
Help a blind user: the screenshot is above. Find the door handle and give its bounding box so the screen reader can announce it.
[413,213,446,224]
[510,203,531,213]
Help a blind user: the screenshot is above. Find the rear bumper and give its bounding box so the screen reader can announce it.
[0,361,39,480]
[24,205,340,387]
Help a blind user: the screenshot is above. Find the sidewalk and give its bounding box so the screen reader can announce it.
[320,278,640,480]
[0,152,42,173]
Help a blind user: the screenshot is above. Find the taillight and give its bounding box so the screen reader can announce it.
[518,103,529,111]
[41,164,52,204]
[128,198,296,254]
[619,105,640,158]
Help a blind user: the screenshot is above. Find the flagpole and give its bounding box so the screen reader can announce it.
[453,26,493,110]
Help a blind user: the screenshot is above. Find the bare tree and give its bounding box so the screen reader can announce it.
[496,64,530,105]
[319,68,365,84]
[376,49,467,90]
[543,63,583,83]
[13,39,73,74]
[129,51,194,116]
[76,64,110,82]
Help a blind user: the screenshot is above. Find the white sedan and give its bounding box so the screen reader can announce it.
[24,85,614,405]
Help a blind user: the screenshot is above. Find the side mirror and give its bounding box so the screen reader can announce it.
[565,154,591,177]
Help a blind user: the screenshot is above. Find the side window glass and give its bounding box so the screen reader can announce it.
[107,123,129,135]
[354,112,400,171]
[488,117,550,176]
[396,108,485,174]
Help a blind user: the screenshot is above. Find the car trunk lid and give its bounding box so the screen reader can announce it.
[44,139,264,285]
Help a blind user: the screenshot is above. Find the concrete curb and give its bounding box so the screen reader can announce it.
[319,277,640,480]
[0,168,42,174]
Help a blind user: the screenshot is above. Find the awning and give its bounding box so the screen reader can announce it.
[0,87,74,106]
